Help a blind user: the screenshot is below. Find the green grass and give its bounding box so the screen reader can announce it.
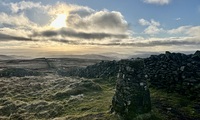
[150,88,200,120]
[59,78,200,120]
[1,75,199,120]
[59,77,119,120]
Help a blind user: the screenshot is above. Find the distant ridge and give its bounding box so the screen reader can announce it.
[0,55,15,60]
[46,54,116,60]
[0,55,32,60]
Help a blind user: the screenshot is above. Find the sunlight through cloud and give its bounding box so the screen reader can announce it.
[50,14,67,28]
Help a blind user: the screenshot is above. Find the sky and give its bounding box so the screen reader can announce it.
[0,0,200,57]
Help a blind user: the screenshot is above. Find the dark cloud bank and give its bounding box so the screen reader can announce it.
[32,29,128,40]
[0,33,34,42]
[1,31,200,47]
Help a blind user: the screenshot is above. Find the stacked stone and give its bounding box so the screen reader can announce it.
[62,50,200,100]
[145,51,200,99]
[59,60,119,78]
[0,68,40,77]
[112,59,151,120]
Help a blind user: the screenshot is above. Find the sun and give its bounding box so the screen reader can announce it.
[50,14,67,28]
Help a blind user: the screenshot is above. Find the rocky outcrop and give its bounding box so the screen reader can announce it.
[111,59,151,119]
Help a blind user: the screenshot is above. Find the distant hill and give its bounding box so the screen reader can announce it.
[0,54,115,61]
[128,52,160,59]
[0,55,15,60]
[47,54,115,60]
[128,51,196,59]
[0,55,32,60]
[99,52,129,60]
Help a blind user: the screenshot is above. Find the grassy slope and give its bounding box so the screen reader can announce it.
[59,77,119,120]
[0,76,119,120]
[150,88,200,120]
[62,78,200,120]
[0,75,199,120]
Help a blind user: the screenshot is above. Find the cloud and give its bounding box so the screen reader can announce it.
[134,38,200,47]
[0,1,131,48]
[32,28,128,40]
[48,2,93,15]
[69,7,95,17]
[50,38,79,44]
[167,26,191,34]
[49,2,95,17]
[143,0,171,5]
[150,19,160,26]
[167,26,200,38]
[144,25,163,35]
[0,12,37,28]
[138,19,163,35]
[0,1,200,51]
[2,1,51,26]
[176,18,181,21]
[55,38,200,47]
[66,10,129,34]
[0,33,34,41]
[186,26,200,37]
[138,19,150,26]
[79,37,200,47]
[5,1,46,13]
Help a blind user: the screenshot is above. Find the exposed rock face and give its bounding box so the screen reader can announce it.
[112,59,151,119]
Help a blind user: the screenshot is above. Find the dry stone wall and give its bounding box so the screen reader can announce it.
[62,50,200,119]
[145,51,200,99]
[111,59,151,119]
[58,60,119,78]
[64,51,200,99]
